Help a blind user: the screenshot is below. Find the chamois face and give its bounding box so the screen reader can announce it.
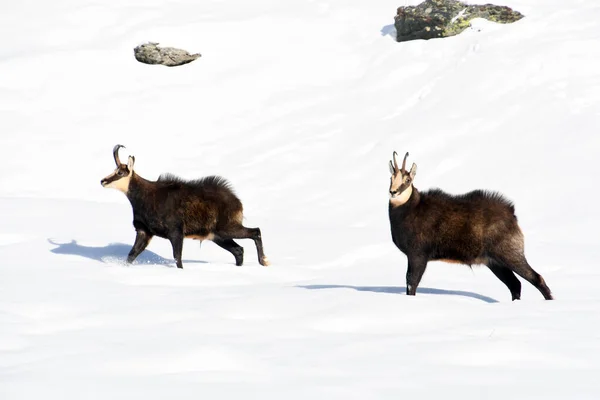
[388,151,417,207]
[101,145,135,194]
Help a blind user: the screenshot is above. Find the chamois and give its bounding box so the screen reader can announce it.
[101,145,269,269]
[388,151,552,300]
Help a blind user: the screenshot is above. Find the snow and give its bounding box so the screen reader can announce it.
[1,0,600,398]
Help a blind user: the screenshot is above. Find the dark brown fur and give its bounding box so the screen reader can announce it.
[101,150,268,269]
[388,156,552,300]
[126,173,268,268]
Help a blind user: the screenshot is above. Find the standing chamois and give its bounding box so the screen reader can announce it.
[101,145,269,269]
[388,151,552,300]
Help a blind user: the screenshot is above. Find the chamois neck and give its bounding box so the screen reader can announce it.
[126,173,153,201]
[131,172,152,185]
[410,186,420,204]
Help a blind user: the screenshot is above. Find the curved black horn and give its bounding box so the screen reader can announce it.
[401,152,409,173]
[113,144,125,166]
[392,151,399,172]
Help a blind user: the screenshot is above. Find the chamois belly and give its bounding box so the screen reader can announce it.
[186,233,215,241]
[429,245,488,266]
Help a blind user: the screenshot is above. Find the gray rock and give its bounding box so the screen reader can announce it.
[134,42,201,67]
[394,0,524,42]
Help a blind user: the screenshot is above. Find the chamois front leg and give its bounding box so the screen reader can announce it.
[127,229,153,264]
[406,254,428,296]
[168,229,185,269]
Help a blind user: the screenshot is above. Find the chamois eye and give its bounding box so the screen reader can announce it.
[117,170,126,177]
[406,178,411,184]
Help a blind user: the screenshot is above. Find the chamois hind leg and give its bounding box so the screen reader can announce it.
[213,238,244,266]
[127,229,153,264]
[499,253,553,300]
[221,225,269,266]
[406,254,428,296]
[487,259,522,301]
[168,230,184,269]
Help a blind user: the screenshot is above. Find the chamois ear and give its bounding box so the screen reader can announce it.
[389,160,395,175]
[409,163,417,180]
[127,156,135,172]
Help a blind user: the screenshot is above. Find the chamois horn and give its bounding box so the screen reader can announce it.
[113,144,125,166]
[401,152,409,174]
[392,151,399,173]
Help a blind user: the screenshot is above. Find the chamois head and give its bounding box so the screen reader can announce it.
[100,144,135,193]
[389,151,417,207]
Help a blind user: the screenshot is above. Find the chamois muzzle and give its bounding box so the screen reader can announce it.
[101,174,120,187]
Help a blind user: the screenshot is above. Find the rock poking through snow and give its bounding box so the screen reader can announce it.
[394,0,524,42]
[134,42,201,67]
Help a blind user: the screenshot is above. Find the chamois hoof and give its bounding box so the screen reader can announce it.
[231,247,244,266]
[260,257,270,266]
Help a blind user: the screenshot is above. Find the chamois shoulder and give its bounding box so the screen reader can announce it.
[424,188,515,212]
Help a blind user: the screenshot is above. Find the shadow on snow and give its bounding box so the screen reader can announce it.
[380,23,396,38]
[48,239,206,267]
[298,284,498,303]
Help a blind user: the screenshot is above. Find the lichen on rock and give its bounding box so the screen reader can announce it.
[134,42,201,67]
[394,0,524,42]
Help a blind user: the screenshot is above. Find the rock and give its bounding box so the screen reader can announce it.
[134,42,201,67]
[394,0,524,42]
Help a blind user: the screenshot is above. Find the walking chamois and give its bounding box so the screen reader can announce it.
[101,145,269,269]
[388,151,552,300]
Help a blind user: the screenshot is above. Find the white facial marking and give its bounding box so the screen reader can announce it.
[389,184,412,207]
[389,173,403,194]
[102,168,133,194]
[104,175,131,193]
[389,169,415,207]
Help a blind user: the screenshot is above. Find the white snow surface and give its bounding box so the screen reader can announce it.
[1,0,600,398]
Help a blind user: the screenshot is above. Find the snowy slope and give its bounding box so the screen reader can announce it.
[1,0,600,398]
